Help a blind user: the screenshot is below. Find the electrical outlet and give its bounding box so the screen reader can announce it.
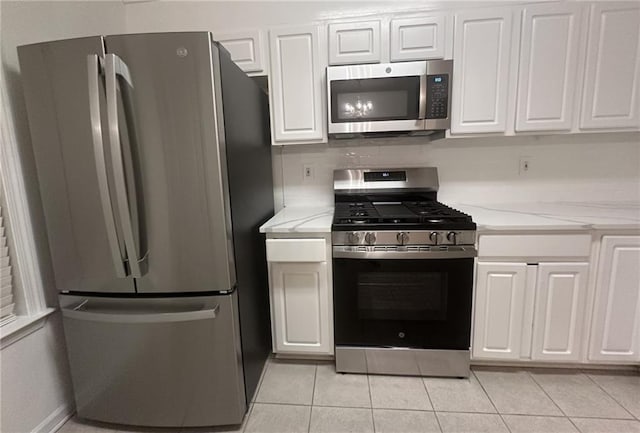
[303,164,314,180]
[519,157,532,176]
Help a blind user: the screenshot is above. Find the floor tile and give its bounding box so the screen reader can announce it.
[255,360,316,405]
[424,372,495,413]
[532,372,633,419]
[436,412,508,433]
[502,415,579,433]
[369,375,432,410]
[312,364,370,408]
[587,373,640,419]
[59,418,118,433]
[373,409,441,433]
[244,403,310,433]
[474,370,562,416]
[571,418,640,433]
[309,406,374,433]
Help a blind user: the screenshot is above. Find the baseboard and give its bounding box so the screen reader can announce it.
[32,403,74,433]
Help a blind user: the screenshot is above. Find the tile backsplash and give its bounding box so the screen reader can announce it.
[273,132,640,209]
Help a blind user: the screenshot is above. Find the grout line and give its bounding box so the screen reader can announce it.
[366,374,376,433]
[421,378,443,433]
[307,363,318,433]
[472,370,513,433]
[525,370,583,433]
[582,373,637,421]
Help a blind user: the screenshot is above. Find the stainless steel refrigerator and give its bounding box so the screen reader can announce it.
[18,32,274,428]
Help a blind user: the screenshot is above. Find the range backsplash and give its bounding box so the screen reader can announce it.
[272,132,640,210]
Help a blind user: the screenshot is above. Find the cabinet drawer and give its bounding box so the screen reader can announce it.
[266,238,326,262]
[478,234,591,258]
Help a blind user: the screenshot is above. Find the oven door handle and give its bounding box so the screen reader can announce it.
[332,246,477,260]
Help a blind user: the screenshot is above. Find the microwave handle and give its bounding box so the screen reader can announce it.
[418,75,427,119]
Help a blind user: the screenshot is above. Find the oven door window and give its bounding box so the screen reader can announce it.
[357,272,447,321]
[333,258,473,350]
[330,77,420,123]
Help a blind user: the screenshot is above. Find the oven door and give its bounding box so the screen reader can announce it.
[327,62,427,134]
[333,255,473,351]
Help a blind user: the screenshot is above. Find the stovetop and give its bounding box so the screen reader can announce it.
[332,200,476,231]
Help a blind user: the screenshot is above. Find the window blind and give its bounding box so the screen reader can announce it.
[0,204,15,326]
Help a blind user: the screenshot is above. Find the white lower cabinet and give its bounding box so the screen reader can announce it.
[266,237,333,356]
[531,263,589,362]
[473,261,589,362]
[589,236,640,362]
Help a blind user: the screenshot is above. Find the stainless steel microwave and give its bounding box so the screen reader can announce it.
[327,60,453,137]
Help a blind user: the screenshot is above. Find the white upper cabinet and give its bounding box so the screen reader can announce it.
[328,20,382,65]
[515,4,585,132]
[389,15,446,61]
[269,25,327,144]
[473,262,529,360]
[589,236,640,362]
[214,29,266,75]
[531,263,589,362]
[451,7,516,134]
[580,2,640,130]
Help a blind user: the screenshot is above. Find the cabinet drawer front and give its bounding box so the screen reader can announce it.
[478,234,591,258]
[266,238,326,262]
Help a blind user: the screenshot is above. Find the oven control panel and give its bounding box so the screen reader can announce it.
[333,230,476,247]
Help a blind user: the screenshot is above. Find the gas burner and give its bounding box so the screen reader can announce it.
[349,203,366,208]
[352,219,367,224]
[427,218,444,223]
[351,211,369,217]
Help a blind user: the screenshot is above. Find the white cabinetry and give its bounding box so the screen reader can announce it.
[389,15,446,61]
[580,3,640,130]
[473,263,529,360]
[589,236,640,362]
[266,237,333,356]
[473,234,592,363]
[515,4,585,132]
[268,25,327,144]
[214,29,266,75]
[531,263,589,362]
[451,7,517,134]
[328,20,382,65]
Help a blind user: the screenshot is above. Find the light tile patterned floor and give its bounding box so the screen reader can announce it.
[59,359,640,433]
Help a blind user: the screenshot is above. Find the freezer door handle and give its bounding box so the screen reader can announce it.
[104,53,145,278]
[62,303,220,324]
[87,54,127,278]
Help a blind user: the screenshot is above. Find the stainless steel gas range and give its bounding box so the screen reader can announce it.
[331,167,476,378]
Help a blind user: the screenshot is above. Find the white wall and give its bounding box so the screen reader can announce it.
[124,1,640,209]
[0,2,126,431]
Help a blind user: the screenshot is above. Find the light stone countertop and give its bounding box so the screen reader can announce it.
[259,206,334,233]
[452,201,640,231]
[259,201,640,234]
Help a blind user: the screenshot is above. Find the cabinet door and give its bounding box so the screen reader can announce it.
[473,263,528,360]
[531,263,589,362]
[589,236,640,362]
[390,15,446,61]
[451,8,515,134]
[516,4,584,132]
[270,262,332,355]
[328,20,382,65]
[214,29,265,75]
[580,3,640,130]
[269,25,327,144]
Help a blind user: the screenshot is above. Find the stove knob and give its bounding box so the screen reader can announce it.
[429,231,441,245]
[447,231,457,245]
[365,232,377,245]
[397,232,409,245]
[347,232,361,244]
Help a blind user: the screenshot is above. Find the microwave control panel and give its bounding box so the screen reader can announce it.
[425,74,449,119]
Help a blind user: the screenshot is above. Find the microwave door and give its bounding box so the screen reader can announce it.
[328,62,427,134]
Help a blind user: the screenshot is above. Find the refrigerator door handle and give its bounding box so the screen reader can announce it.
[62,303,220,324]
[104,53,145,278]
[87,54,127,278]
